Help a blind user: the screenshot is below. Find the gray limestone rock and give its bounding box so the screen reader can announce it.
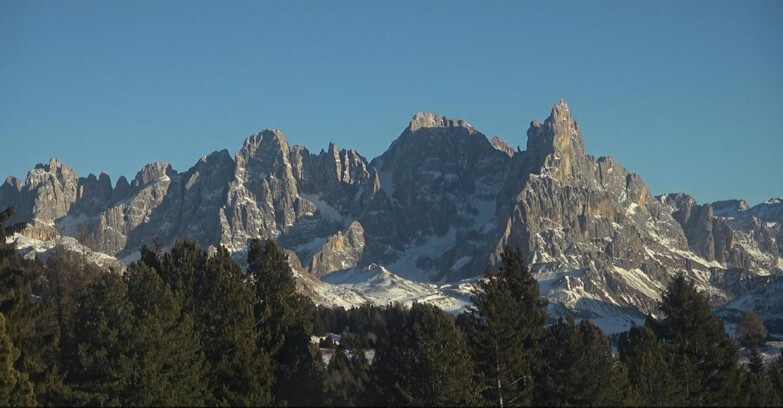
[2,100,780,328]
[490,136,516,157]
[310,221,365,278]
[219,130,316,252]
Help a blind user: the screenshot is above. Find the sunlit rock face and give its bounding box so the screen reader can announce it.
[3,100,781,329]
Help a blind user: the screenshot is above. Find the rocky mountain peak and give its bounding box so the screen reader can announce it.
[197,149,232,166]
[407,112,474,133]
[550,98,574,122]
[3,100,779,336]
[28,158,77,186]
[751,198,783,223]
[2,176,22,192]
[712,199,750,218]
[524,99,590,186]
[33,158,65,172]
[527,99,585,157]
[239,129,290,155]
[0,177,23,217]
[132,162,173,188]
[236,130,292,175]
[76,172,113,209]
[112,176,130,200]
[490,136,515,157]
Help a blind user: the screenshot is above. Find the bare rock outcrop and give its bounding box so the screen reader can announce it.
[310,221,365,278]
[2,100,779,327]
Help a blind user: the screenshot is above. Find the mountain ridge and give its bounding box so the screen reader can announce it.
[2,100,780,333]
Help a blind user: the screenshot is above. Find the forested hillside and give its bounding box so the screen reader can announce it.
[2,205,782,407]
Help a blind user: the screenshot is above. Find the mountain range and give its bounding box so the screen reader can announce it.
[2,100,781,333]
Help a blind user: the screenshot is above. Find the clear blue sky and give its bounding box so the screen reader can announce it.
[1,1,781,205]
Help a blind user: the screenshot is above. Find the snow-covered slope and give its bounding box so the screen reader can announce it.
[322,264,473,314]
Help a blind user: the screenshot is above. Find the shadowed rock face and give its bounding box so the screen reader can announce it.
[3,100,780,323]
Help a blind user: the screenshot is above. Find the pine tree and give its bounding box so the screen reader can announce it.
[0,207,37,341]
[197,246,274,406]
[459,246,547,407]
[748,345,765,375]
[0,207,34,330]
[137,240,274,405]
[248,238,297,304]
[371,303,478,407]
[0,313,35,407]
[123,262,209,406]
[618,324,684,406]
[65,263,211,406]
[658,274,742,406]
[248,238,325,406]
[741,346,780,407]
[152,239,208,311]
[325,345,371,407]
[535,317,632,407]
[741,372,781,407]
[38,251,102,362]
[67,272,135,406]
[767,350,783,402]
[0,206,67,405]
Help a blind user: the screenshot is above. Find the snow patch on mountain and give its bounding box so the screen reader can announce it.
[323,264,472,314]
[385,229,458,282]
[10,233,124,271]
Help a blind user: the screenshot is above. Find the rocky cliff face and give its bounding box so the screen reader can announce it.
[366,112,510,281]
[3,100,780,330]
[310,221,365,278]
[660,194,782,275]
[219,130,316,252]
[0,159,80,241]
[493,101,692,319]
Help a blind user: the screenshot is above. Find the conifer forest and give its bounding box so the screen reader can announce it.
[1,205,782,407]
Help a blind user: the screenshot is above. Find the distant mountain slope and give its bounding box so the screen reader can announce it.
[2,100,780,333]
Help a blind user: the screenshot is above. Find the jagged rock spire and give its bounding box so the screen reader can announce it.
[525,99,589,184]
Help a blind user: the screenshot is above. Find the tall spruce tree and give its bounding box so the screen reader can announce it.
[535,317,633,407]
[198,245,273,406]
[371,303,478,407]
[38,250,102,374]
[325,345,371,407]
[618,324,684,406]
[738,343,780,406]
[150,239,207,311]
[767,350,783,402]
[135,240,274,406]
[0,207,35,335]
[66,263,212,406]
[123,263,209,406]
[0,206,67,405]
[658,274,742,406]
[248,238,325,406]
[0,313,35,407]
[459,246,547,407]
[67,272,135,405]
[741,364,780,407]
[747,346,765,375]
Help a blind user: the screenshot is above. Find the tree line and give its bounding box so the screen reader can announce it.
[1,205,782,407]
